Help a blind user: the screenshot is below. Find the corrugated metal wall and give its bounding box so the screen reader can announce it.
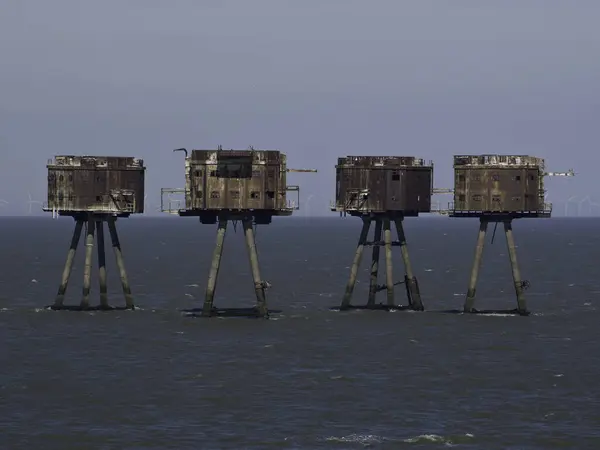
[334,156,432,214]
[47,156,145,214]
[186,150,288,211]
[454,167,543,212]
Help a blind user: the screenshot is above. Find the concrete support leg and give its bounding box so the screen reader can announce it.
[504,220,527,314]
[464,218,488,313]
[383,219,394,307]
[54,219,84,308]
[243,218,268,318]
[203,218,228,316]
[394,218,423,311]
[108,217,134,309]
[80,215,96,309]
[96,220,109,309]
[367,219,382,307]
[340,217,371,309]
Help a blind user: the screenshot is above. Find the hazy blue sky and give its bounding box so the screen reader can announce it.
[1,0,597,216]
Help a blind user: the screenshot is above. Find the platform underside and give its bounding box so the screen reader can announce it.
[43,208,132,218]
[178,208,294,224]
[449,210,551,219]
[331,208,423,218]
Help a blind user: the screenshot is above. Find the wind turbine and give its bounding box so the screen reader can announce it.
[564,195,576,217]
[577,195,600,216]
[27,192,44,215]
[302,193,314,218]
[143,194,156,214]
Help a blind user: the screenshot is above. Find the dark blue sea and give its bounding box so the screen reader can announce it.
[1,216,599,449]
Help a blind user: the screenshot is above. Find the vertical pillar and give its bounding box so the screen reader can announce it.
[367,219,382,306]
[464,218,488,313]
[108,217,134,309]
[54,218,84,308]
[383,218,394,306]
[340,217,371,309]
[504,219,527,314]
[243,218,268,318]
[394,217,424,310]
[96,220,108,309]
[80,214,96,309]
[203,218,228,316]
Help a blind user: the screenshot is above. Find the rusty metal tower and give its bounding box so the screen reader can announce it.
[44,156,146,310]
[161,147,316,318]
[332,156,433,311]
[442,154,574,315]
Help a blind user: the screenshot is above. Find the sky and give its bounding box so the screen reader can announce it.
[0,0,597,216]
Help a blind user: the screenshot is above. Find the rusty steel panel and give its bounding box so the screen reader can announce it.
[334,156,433,215]
[184,149,290,212]
[452,154,545,215]
[46,155,145,215]
[454,154,545,170]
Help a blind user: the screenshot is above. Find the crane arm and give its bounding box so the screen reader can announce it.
[432,188,454,194]
[544,169,575,177]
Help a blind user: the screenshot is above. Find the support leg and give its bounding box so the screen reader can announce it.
[243,218,268,318]
[107,217,134,309]
[367,220,382,307]
[383,219,394,306]
[464,218,488,313]
[394,218,424,310]
[80,215,96,309]
[96,220,109,309]
[340,217,371,309]
[54,219,84,308]
[504,220,527,314]
[203,218,228,316]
